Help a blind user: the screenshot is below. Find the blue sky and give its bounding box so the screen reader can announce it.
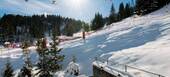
[0,0,134,23]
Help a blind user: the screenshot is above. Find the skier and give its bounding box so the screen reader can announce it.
[82,31,86,42]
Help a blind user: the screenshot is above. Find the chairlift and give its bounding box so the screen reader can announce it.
[52,0,56,4]
[25,0,28,2]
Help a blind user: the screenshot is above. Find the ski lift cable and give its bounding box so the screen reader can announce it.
[24,0,58,4]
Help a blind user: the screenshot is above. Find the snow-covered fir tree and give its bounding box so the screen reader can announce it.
[18,66,32,77]
[35,38,52,77]
[2,60,14,77]
[18,41,32,77]
[65,56,80,76]
[21,41,32,68]
[35,36,64,77]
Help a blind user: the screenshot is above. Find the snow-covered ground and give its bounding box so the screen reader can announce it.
[95,5,170,77]
[0,47,38,77]
[60,4,170,77]
[0,4,170,77]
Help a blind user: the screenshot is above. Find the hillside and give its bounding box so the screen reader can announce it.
[60,4,170,77]
[0,4,170,77]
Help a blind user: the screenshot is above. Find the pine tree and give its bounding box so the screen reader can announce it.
[125,3,131,18]
[66,56,80,76]
[21,41,32,68]
[118,3,125,20]
[91,13,104,30]
[35,38,52,77]
[135,0,160,15]
[71,56,79,76]
[18,41,32,77]
[108,3,116,25]
[18,66,31,77]
[2,61,14,77]
[35,36,64,77]
[48,35,64,72]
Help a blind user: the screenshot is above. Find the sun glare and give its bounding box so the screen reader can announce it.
[72,0,83,5]
[68,0,86,11]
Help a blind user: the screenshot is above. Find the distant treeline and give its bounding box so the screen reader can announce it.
[0,14,90,42]
[136,0,170,15]
[91,2,135,30]
[90,0,170,31]
[0,0,169,42]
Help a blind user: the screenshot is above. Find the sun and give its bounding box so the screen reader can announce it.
[71,0,83,6]
[68,0,86,10]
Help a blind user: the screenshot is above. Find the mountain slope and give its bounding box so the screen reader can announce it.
[60,4,170,76]
[0,4,170,77]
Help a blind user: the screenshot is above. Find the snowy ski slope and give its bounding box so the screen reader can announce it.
[0,4,170,77]
[60,4,170,76]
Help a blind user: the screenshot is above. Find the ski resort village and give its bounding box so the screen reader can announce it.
[0,0,170,77]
